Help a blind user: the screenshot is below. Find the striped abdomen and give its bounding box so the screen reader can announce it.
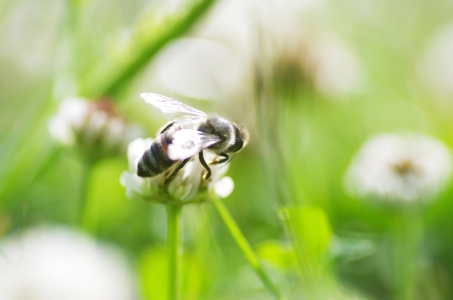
[137,133,176,177]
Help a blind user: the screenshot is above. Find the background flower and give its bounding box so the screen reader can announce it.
[0,227,138,300]
[48,97,141,161]
[421,24,453,101]
[344,133,452,203]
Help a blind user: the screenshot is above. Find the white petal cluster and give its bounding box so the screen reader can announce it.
[120,137,234,204]
[344,133,452,203]
[48,97,141,160]
[48,98,89,145]
[0,227,138,300]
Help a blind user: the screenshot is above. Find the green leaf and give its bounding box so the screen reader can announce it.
[256,240,297,271]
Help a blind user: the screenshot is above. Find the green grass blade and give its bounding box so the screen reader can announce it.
[214,200,286,300]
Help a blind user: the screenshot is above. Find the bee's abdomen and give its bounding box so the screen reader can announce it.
[137,135,176,177]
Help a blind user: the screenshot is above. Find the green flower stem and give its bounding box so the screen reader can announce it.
[82,0,217,98]
[214,200,286,300]
[167,203,183,300]
[78,161,92,225]
[392,208,422,300]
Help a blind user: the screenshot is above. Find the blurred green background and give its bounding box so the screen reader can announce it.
[2,0,453,299]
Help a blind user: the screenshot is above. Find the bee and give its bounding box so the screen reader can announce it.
[137,93,249,180]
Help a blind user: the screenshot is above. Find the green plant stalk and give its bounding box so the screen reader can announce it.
[392,207,422,300]
[214,200,286,300]
[78,161,92,226]
[167,203,183,300]
[82,0,217,98]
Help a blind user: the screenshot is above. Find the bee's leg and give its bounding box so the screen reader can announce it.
[199,151,212,180]
[166,158,189,181]
[210,153,229,165]
[159,121,175,134]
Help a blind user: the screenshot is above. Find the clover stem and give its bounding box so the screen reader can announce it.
[78,161,92,226]
[392,207,422,300]
[167,203,183,300]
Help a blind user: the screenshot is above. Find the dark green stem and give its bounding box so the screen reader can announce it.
[167,203,183,300]
[214,200,286,300]
[82,0,217,98]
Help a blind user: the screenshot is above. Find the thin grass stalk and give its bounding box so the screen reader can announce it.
[82,0,217,98]
[214,200,286,300]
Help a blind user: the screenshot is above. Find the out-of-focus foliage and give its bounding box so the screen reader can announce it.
[2,0,453,299]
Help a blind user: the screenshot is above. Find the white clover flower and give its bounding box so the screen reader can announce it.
[120,137,234,204]
[0,227,138,300]
[344,133,452,203]
[420,24,453,100]
[48,97,141,161]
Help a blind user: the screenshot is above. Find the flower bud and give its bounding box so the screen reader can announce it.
[48,97,141,162]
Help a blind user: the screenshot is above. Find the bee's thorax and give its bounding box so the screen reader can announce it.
[198,117,235,153]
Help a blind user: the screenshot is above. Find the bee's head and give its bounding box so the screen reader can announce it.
[227,123,249,153]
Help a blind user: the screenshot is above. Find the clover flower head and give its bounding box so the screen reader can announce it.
[0,227,137,300]
[120,137,234,204]
[344,133,452,203]
[48,97,141,161]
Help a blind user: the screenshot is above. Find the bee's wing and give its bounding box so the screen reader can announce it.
[141,93,208,121]
[168,129,220,161]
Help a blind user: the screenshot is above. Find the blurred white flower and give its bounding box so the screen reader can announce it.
[48,97,141,161]
[421,24,453,100]
[344,133,452,203]
[48,98,89,145]
[197,0,363,99]
[268,30,364,98]
[198,0,325,60]
[0,227,138,300]
[305,34,364,97]
[120,137,234,204]
[149,38,244,102]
